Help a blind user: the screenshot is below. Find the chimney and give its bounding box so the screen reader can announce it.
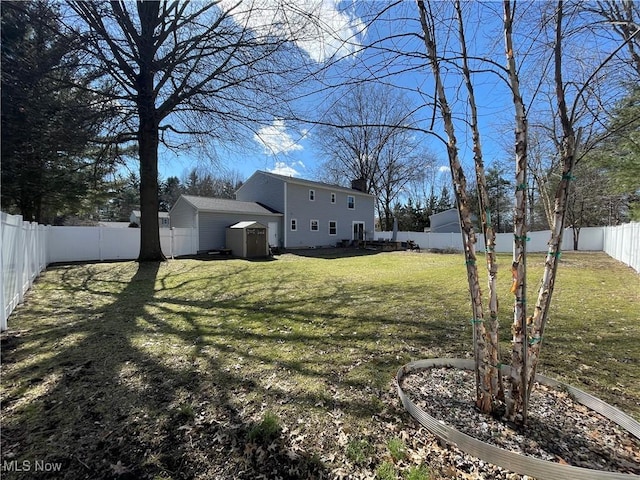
[351,178,367,192]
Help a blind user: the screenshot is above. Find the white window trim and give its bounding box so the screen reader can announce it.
[330,192,336,204]
[310,219,319,231]
[309,189,315,201]
[347,195,355,209]
[291,218,297,231]
[329,220,337,235]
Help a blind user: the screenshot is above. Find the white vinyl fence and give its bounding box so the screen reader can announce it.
[603,222,640,273]
[2,210,638,331]
[47,225,197,263]
[1,213,48,331]
[376,226,606,254]
[1,211,198,330]
[376,224,639,272]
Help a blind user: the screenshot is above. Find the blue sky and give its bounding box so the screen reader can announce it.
[154,1,518,186]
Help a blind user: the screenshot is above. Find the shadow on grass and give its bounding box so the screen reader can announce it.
[0,262,330,479]
[5,253,639,479]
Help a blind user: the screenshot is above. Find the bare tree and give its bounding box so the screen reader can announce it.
[315,83,435,230]
[502,0,531,422]
[69,1,313,261]
[506,0,640,422]
[454,0,502,411]
[588,0,640,79]
[413,0,640,423]
[417,0,498,413]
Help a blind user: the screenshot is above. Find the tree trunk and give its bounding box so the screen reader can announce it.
[136,2,165,262]
[526,1,577,396]
[503,0,530,423]
[418,0,495,413]
[137,113,164,262]
[455,0,500,403]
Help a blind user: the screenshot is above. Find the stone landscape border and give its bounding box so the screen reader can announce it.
[397,358,640,480]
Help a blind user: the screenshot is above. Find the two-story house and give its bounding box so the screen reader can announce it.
[235,171,375,249]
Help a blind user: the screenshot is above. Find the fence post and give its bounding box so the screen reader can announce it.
[98,226,104,262]
[17,218,26,304]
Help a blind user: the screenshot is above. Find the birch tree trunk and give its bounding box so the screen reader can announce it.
[525,0,577,400]
[454,0,501,402]
[503,0,530,422]
[417,0,496,413]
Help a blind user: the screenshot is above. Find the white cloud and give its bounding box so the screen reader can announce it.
[268,161,300,177]
[221,0,365,63]
[293,1,366,62]
[254,119,304,155]
[438,165,450,174]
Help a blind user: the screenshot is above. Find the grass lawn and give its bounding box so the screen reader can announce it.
[1,250,638,479]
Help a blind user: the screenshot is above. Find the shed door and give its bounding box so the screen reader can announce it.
[246,228,267,257]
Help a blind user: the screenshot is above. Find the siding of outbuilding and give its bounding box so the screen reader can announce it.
[169,200,197,228]
[199,212,279,251]
[429,208,461,233]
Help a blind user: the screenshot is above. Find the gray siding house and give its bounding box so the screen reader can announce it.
[236,171,375,249]
[169,195,282,252]
[130,210,170,228]
[429,208,461,233]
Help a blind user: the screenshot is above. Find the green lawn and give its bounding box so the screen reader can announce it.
[1,251,638,479]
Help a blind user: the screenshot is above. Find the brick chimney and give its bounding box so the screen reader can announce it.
[351,178,367,192]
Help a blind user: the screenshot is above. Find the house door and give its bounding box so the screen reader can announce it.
[352,222,365,242]
[268,222,278,247]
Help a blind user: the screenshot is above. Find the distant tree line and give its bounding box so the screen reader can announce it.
[97,168,243,224]
[391,164,518,233]
[391,185,453,231]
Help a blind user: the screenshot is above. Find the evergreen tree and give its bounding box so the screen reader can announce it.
[595,86,640,219]
[159,176,184,212]
[1,1,114,223]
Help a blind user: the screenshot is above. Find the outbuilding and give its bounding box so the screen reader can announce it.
[429,208,461,233]
[169,195,282,252]
[226,221,269,258]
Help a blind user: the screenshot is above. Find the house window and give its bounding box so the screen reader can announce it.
[347,195,355,209]
[309,189,315,201]
[329,221,337,235]
[330,192,336,204]
[291,219,297,231]
[310,219,319,231]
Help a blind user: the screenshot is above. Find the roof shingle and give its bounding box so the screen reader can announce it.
[180,195,281,215]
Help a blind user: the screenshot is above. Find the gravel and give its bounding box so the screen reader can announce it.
[400,367,640,478]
